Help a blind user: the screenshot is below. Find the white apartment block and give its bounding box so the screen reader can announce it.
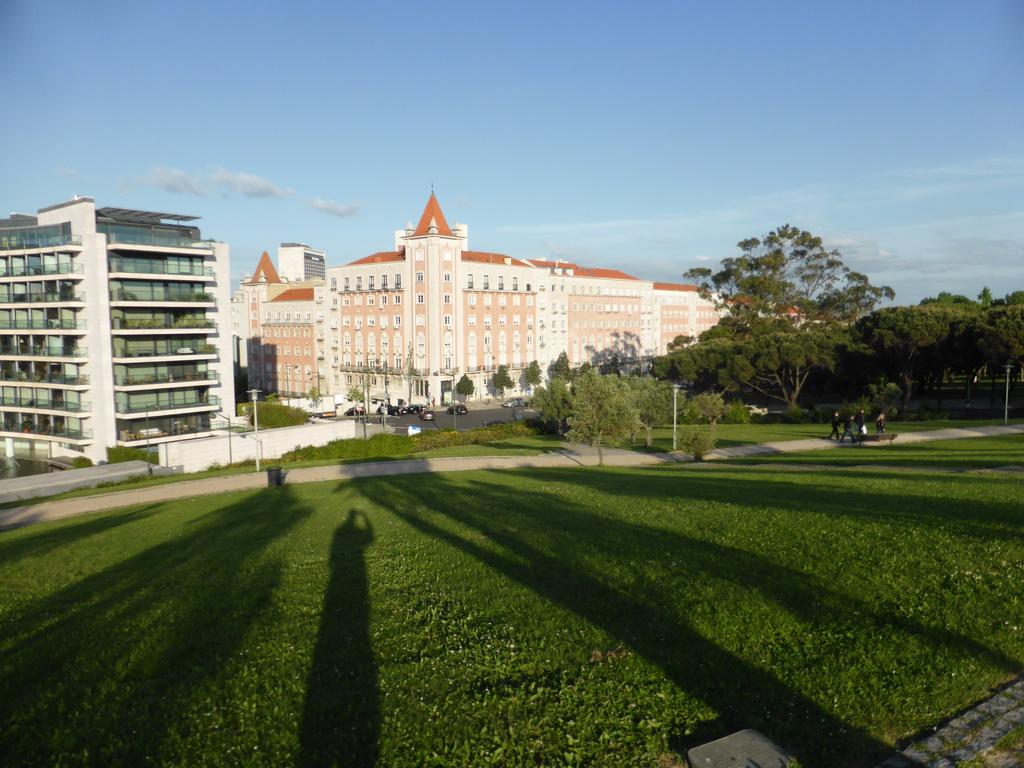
[0,197,235,465]
[238,195,720,405]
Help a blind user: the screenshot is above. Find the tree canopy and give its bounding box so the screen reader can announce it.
[567,371,636,465]
[492,365,514,399]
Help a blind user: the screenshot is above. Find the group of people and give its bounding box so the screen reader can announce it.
[829,409,887,442]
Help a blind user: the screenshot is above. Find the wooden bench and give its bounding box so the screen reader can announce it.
[857,433,898,445]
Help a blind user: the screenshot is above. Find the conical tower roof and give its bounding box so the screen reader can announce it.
[412,193,453,237]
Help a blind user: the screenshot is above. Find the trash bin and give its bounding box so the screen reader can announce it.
[267,466,283,487]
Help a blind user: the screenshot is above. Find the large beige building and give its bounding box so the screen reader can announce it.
[239,195,719,405]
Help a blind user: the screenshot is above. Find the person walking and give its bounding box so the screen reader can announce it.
[875,411,887,434]
[855,409,867,437]
[829,411,842,440]
[840,414,857,442]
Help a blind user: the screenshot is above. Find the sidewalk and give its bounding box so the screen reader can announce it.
[1,424,1021,531]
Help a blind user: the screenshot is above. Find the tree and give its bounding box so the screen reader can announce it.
[492,365,514,400]
[857,305,965,412]
[567,371,637,465]
[531,378,574,434]
[404,344,416,403]
[347,386,364,404]
[550,351,572,381]
[524,360,543,391]
[307,385,323,416]
[686,224,895,336]
[456,374,475,400]
[577,361,593,378]
[625,377,672,447]
[689,392,727,430]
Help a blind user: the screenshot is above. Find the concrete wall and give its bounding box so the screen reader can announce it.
[159,419,368,473]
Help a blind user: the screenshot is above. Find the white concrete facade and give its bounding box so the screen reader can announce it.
[0,197,235,465]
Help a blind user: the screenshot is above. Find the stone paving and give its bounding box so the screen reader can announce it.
[876,679,1024,767]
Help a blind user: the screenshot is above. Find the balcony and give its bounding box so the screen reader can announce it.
[0,371,88,386]
[105,232,214,250]
[0,396,90,413]
[112,343,217,359]
[0,291,84,304]
[113,317,216,331]
[0,318,86,331]
[0,264,84,278]
[0,233,83,251]
[108,258,214,278]
[115,371,220,386]
[0,345,86,359]
[111,290,213,303]
[0,423,92,441]
[116,395,221,414]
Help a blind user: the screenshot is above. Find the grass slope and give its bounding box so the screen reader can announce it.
[1,458,1022,767]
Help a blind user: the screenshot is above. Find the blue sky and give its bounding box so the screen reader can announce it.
[2,0,1022,305]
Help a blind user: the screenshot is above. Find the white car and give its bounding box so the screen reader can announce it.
[502,397,527,408]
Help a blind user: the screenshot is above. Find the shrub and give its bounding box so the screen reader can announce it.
[107,445,156,465]
[780,406,808,424]
[71,456,93,469]
[720,400,752,425]
[678,425,716,461]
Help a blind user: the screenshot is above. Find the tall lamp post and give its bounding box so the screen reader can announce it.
[218,410,233,466]
[144,410,152,474]
[247,388,261,471]
[1005,364,1013,425]
[671,384,680,451]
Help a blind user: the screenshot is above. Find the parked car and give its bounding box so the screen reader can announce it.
[406,404,425,414]
[446,404,467,415]
[376,403,407,416]
[502,397,527,408]
[343,405,365,416]
[419,410,436,421]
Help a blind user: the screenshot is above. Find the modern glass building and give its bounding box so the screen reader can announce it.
[0,197,235,465]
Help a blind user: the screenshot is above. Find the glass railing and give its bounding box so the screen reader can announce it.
[0,397,89,413]
[111,290,213,302]
[113,343,216,358]
[0,318,85,331]
[106,232,214,250]
[108,259,214,277]
[115,371,219,385]
[114,317,216,330]
[0,372,88,385]
[0,346,86,358]
[0,292,84,304]
[0,264,84,278]
[0,423,92,440]
[117,395,221,413]
[0,233,83,251]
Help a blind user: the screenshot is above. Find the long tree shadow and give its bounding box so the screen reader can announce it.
[298,508,379,767]
[0,486,313,767]
[351,468,1020,767]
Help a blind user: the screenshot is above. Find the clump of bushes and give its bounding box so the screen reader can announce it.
[239,401,308,429]
[71,456,93,469]
[280,421,541,464]
[107,445,156,465]
[677,426,716,461]
[720,400,753,425]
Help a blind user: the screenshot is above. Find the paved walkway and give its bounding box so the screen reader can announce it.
[1,423,1022,767]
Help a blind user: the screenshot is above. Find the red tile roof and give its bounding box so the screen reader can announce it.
[462,251,533,267]
[529,259,640,281]
[246,251,282,284]
[413,193,453,236]
[347,249,406,265]
[271,288,315,302]
[653,282,698,292]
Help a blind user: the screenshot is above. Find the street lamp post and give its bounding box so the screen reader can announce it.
[671,384,680,451]
[1004,364,1013,425]
[248,388,261,471]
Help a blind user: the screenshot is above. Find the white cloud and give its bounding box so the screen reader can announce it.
[139,166,210,197]
[306,198,362,218]
[54,167,86,182]
[208,167,293,198]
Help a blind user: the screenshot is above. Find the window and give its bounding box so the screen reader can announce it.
[330,278,337,290]
[355,277,362,291]
[468,294,476,306]
[512,277,518,291]
[498,276,504,290]
[368,276,375,290]
[416,294,425,304]
[381,274,388,289]
[344,277,350,291]
[443,272,452,283]
[394,316,401,327]
[483,275,490,289]
[443,294,451,304]
[468,315,477,326]
[367,295,375,305]
[394,295,401,305]
[395,274,402,288]
[467,274,474,289]
[416,272,424,283]
[444,315,452,328]
[381,295,388,305]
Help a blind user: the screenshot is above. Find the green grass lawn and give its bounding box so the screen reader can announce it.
[2,454,1022,767]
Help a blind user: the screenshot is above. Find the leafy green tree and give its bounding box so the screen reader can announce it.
[625,377,672,447]
[567,371,637,465]
[978,287,994,308]
[524,360,542,391]
[307,386,323,415]
[577,361,593,378]
[492,365,514,400]
[686,224,895,336]
[347,386,364,404]
[689,392,727,430]
[857,305,965,412]
[404,344,417,403]
[456,374,475,400]
[1003,291,1024,306]
[550,350,572,381]
[531,378,574,434]
[920,292,980,310]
